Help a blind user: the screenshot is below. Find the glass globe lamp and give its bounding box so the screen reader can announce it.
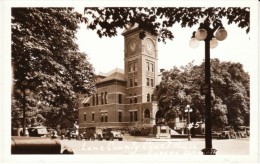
[216,27,227,41]
[189,38,199,48]
[195,28,207,41]
[210,37,218,49]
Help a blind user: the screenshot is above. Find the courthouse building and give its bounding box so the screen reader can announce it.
[78,25,163,131]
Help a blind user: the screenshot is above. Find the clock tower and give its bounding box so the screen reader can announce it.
[122,24,158,110]
[78,25,160,131]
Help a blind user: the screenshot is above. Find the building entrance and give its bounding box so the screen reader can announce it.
[155,110,165,125]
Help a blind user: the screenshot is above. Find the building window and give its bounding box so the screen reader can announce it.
[83,112,87,122]
[129,94,133,104]
[146,61,154,72]
[101,93,104,104]
[118,94,122,104]
[134,78,137,86]
[130,79,133,87]
[130,111,138,122]
[151,94,155,101]
[134,111,138,121]
[92,96,95,106]
[151,63,154,72]
[144,109,150,118]
[151,79,154,87]
[92,113,95,122]
[105,113,108,122]
[118,111,122,122]
[101,112,108,122]
[146,62,150,71]
[101,113,104,122]
[96,94,99,105]
[134,93,137,103]
[129,63,133,72]
[147,93,150,102]
[105,92,108,104]
[134,62,137,71]
[130,112,133,122]
[129,111,137,122]
[146,78,150,86]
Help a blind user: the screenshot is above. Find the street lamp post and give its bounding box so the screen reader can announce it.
[185,105,193,141]
[189,17,227,155]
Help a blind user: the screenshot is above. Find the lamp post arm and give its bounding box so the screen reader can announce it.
[203,19,222,41]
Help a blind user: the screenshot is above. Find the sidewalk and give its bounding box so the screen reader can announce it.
[123,134,205,142]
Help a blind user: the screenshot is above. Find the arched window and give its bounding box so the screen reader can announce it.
[144,109,150,118]
[147,93,150,102]
[151,94,154,101]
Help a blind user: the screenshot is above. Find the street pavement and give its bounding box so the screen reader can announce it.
[59,135,249,155]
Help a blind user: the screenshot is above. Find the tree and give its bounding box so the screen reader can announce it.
[210,59,250,128]
[156,59,250,129]
[83,7,249,42]
[11,8,96,128]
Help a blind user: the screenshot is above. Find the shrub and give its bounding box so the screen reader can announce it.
[128,124,153,136]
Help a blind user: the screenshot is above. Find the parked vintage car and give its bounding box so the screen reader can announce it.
[60,128,80,140]
[79,127,102,140]
[236,126,248,138]
[246,126,250,137]
[27,126,49,137]
[47,128,58,138]
[12,136,73,154]
[101,128,123,141]
[218,126,237,139]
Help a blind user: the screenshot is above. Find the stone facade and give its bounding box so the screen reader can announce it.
[78,25,159,131]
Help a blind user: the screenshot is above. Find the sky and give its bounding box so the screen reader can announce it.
[75,17,253,75]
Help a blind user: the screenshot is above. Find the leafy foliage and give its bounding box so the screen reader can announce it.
[128,124,153,136]
[156,59,250,128]
[11,8,96,128]
[83,7,250,42]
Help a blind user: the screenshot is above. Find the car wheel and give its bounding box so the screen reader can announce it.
[90,135,95,141]
[98,135,102,141]
[110,136,114,141]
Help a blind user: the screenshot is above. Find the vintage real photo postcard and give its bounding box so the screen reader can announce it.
[0,0,259,163]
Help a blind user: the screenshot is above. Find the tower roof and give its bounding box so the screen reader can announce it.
[121,23,139,36]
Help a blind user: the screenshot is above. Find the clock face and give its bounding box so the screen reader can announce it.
[128,39,138,53]
[145,39,155,55]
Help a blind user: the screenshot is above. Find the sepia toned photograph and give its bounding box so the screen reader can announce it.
[0,0,259,164]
